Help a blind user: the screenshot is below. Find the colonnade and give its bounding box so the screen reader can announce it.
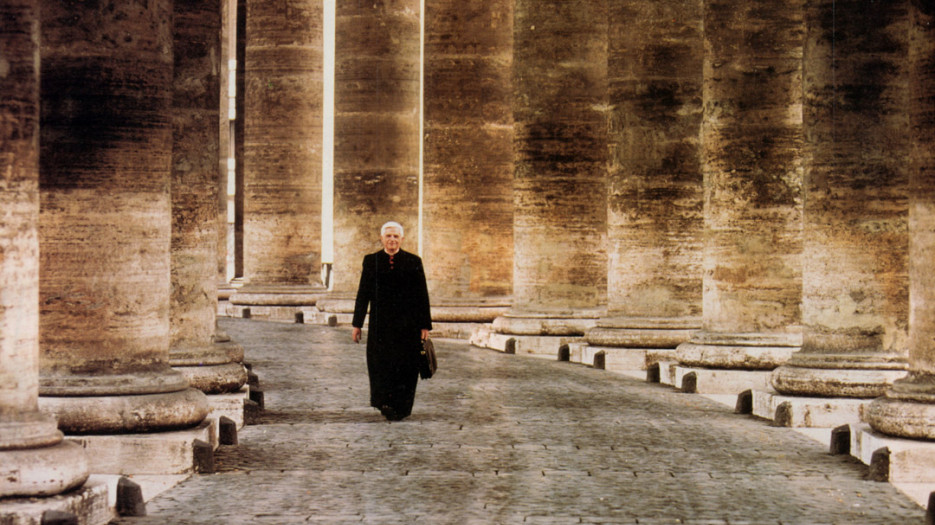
[2,0,935,519]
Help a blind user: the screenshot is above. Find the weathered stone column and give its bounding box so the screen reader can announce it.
[771,1,910,398]
[0,0,88,496]
[422,0,513,337]
[674,1,806,380]
[489,0,609,355]
[230,0,326,314]
[38,0,209,433]
[866,1,935,439]
[171,0,247,395]
[582,0,704,370]
[320,1,421,321]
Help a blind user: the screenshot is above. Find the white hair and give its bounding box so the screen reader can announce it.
[380,221,404,237]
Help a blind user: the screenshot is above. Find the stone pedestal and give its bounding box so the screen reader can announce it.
[332,1,421,298]
[866,3,935,441]
[675,0,806,381]
[0,0,89,500]
[238,0,325,308]
[771,0,910,402]
[422,0,515,323]
[38,0,209,434]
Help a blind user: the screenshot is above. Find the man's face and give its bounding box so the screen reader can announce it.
[381,227,402,254]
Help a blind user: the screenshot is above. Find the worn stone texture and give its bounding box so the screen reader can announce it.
[867,2,935,440]
[109,318,924,524]
[699,0,806,337]
[773,0,911,398]
[171,0,223,352]
[38,0,176,375]
[606,0,703,319]
[243,0,323,285]
[332,1,421,294]
[423,0,514,300]
[511,0,609,311]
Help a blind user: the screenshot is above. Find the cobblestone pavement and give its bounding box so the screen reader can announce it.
[113,319,924,524]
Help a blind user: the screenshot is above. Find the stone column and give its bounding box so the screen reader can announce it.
[583,0,704,369]
[230,0,326,313]
[171,0,247,394]
[674,1,806,377]
[0,0,88,497]
[771,0,910,398]
[866,1,935,439]
[38,0,209,433]
[321,1,421,320]
[489,0,609,353]
[421,0,513,337]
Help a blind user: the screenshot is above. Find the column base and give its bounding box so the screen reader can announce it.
[565,341,674,375]
[175,362,248,395]
[0,477,111,525]
[39,387,209,434]
[866,374,935,440]
[675,331,801,369]
[847,422,935,508]
[771,364,908,398]
[491,308,603,336]
[751,389,870,428]
[655,360,773,394]
[0,440,89,498]
[65,419,215,475]
[585,316,700,348]
[228,283,327,306]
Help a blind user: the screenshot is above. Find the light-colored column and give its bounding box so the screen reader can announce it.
[321,1,421,319]
[421,0,514,337]
[489,0,609,353]
[230,0,326,312]
[866,2,935,439]
[675,1,806,377]
[771,0,910,398]
[171,0,247,394]
[583,0,704,368]
[38,0,209,433]
[0,0,88,497]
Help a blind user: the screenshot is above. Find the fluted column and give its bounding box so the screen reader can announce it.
[0,0,88,496]
[38,0,209,433]
[866,1,935,439]
[675,0,806,370]
[585,0,704,359]
[324,1,421,314]
[231,0,326,308]
[771,0,910,397]
[421,0,513,335]
[493,0,609,339]
[171,0,247,394]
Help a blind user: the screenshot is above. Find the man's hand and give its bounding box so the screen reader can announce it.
[421,329,429,342]
[352,327,362,343]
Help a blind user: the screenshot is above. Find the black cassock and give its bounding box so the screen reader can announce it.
[352,249,432,418]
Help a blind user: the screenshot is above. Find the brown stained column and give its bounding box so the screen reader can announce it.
[586,0,704,352]
[772,1,910,397]
[494,0,609,337]
[0,0,88,496]
[38,0,209,433]
[422,0,513,331]
[170,0,247,394]
[675,0,806,369]
[330,1,421,297]
[867,2,935,439]
[232,0,326,307]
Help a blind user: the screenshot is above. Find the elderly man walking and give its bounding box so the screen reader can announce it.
[352,221,432,421]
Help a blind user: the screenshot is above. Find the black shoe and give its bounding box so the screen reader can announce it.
[380,405,398,420]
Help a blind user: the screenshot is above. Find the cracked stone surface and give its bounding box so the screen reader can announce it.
[112,318,924,524]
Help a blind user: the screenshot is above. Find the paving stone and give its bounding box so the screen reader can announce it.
[110,319,924,525]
